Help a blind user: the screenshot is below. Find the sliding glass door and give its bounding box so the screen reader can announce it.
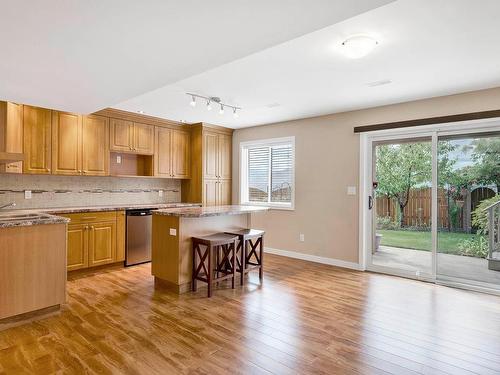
[365,124,500,293]
[371,137,433,278]
[437,133,500,288]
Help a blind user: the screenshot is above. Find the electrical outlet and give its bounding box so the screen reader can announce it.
[299,233,305,242]
[159,190,164,197]
[169,228,177,236]
[24,190,32,199]
[116,155,122,164]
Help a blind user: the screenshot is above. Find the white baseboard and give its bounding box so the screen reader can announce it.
[265,247,363,271]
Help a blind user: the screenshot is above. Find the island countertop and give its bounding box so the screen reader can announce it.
[154,205,269,218]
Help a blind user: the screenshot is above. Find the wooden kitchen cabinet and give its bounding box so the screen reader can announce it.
[82,115,109,176]
[110,118,134,152]
[52,112,109,176]
[0,101,23,173]
[88,221,116,267]
[134,123,154,154]
[154,127,190,178]
[67,223,88,271]
[182,123,233,206]
[110,119,154,154]
[52,111,81,175]
[61,211,121,271]
[23,105,52,174]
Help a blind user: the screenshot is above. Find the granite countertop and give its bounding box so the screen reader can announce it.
[154,205,269,218]
[0,203,201,228]
[0,211,70,229]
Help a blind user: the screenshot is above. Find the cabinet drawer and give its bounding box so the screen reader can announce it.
[60,211,117,224]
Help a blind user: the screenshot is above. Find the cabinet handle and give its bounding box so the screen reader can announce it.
[85,225,89,230]
[90,226,94,230]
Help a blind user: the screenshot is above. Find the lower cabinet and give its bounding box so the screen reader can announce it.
[62,211,125,271]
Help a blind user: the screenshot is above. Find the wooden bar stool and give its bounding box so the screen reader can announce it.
[224,229,265,285]
[192,233,238,297]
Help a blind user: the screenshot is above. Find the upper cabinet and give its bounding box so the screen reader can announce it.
[23,105,52,174]
[0,102,24,173]
[81,115,109,176]
[52,112,109,176]
[154,127,190,178]
[110,119,154,154]
[203,131,232,180]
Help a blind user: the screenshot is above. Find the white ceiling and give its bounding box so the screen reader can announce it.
[0,0,392,114]
[115,0,500,128]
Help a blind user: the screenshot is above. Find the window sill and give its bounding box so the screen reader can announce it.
[241,202,295,211]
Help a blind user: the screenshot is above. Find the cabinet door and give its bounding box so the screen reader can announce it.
[52,111,81,175]
[217,179,232,206]
[217,134,232,179]
[172,130,190,178]
[88,221,116,267]
[154,127,172,177]
[82,115,109,176]
[110,118,133,152]
[67,223,88,271]
[133,123,154,154]
[204,179,218,206]
[203,132,218,179]
[23,105,52,174]
[0,102,23,173]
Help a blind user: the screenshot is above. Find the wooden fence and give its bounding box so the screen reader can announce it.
[376,188,463,229]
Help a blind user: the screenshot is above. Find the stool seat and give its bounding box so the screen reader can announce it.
[193,233,238,246]
[192,233,237,297]
[225,229,265,239]
[224,228,264,285]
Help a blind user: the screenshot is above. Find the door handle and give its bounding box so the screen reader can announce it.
[368,196,373,210]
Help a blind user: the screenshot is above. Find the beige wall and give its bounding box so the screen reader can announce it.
[232,87,500,264]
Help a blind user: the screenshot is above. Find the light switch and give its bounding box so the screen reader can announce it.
[159,190,164,197]
[24,190,32,199]
[347,186,357,196]
[116,155,122,164]
[169,228,177,236]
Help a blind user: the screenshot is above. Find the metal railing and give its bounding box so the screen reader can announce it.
[484,200,500,263]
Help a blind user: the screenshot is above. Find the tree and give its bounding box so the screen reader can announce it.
[468,138,500,191]
[376,142,432,227]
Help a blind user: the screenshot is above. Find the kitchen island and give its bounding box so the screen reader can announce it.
[152,205,268,293]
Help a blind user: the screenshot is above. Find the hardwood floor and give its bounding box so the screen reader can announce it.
[1,254,500,374]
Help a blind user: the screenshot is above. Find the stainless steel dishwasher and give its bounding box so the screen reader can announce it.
[126,208,154,266]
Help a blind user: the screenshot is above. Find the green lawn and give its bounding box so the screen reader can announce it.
[377,229,476,254]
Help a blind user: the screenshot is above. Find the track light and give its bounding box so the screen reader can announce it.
[187,93,241,117]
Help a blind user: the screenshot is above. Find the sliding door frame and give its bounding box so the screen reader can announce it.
[359,117,500,293]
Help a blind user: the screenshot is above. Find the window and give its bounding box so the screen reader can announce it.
[240,137,295,209]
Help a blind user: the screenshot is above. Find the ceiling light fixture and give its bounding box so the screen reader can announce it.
[341,35,378,59]
[186,93,241,118]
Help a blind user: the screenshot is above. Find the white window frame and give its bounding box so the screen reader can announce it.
[239,136,295,210]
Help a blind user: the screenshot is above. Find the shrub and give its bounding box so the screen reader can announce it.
[457,235,489,258]
[472,194,500,235]
[376,216,400,230]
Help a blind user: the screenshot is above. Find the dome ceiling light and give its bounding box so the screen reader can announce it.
[341,35,378,59]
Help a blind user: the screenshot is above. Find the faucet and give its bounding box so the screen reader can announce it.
[0,202,16,210]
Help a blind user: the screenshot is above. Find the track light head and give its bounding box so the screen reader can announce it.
[233,108,239,118]
[206,100,212,111]
[190,96,196,107]
[219,105,224,115]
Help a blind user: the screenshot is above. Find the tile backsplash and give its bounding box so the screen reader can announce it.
[0,174,182,209]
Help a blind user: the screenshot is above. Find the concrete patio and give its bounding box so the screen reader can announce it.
[373,245,500,286]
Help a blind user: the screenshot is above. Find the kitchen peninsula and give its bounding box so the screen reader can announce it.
[152,205,268,293]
